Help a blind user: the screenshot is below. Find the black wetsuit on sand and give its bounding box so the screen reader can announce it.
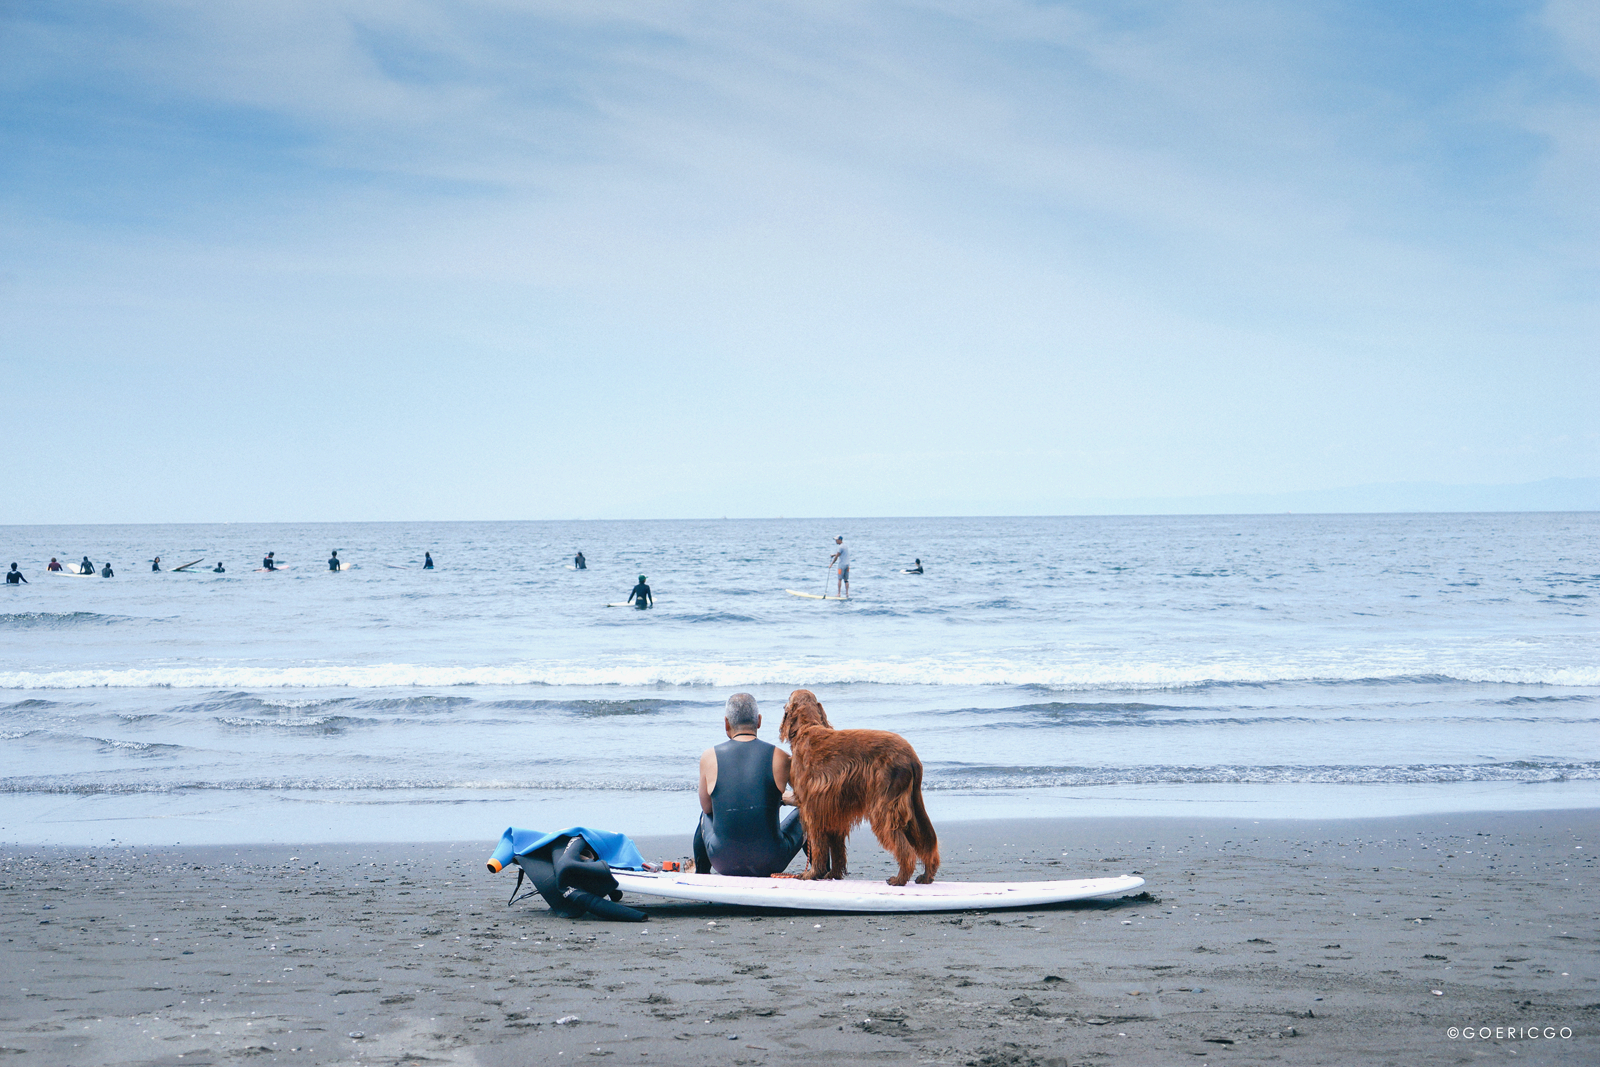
[693,738,806,877]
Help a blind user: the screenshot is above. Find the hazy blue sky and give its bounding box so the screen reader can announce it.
[4,1,1597,522]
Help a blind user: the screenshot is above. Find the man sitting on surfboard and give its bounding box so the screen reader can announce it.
[627,575,652,609]
[79,556,94,575]
[694,694,806,877]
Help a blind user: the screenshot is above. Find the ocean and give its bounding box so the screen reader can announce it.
[1,514,1596,846]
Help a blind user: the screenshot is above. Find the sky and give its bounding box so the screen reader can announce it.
[3,0,1598,522]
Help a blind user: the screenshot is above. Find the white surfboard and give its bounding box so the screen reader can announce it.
[254,564,292,572]
[606,601,655,607]
[786,589,849,600]
[51,565,92,577]
[609,871,1144,913]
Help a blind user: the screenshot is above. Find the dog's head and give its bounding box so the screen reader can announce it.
[779,689,831,742]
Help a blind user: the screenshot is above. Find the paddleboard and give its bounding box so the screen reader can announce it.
[786,589,849,600]
[171,558,205,572]
[609,871,1144,913]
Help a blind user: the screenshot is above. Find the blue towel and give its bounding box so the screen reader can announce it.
[488,826,646,873]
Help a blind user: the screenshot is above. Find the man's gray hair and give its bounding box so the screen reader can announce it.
[725,692,759,728]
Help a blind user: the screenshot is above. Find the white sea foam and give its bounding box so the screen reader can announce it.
[3,659,1598,690]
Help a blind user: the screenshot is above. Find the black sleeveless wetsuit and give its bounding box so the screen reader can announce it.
[693,738,806,877]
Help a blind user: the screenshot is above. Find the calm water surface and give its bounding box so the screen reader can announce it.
[1,514,1596,844]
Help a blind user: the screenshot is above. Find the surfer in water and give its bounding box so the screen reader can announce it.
[693,693,805,877]
[627,575,652,609]
[574,551,586,570]
[100,562,114,578]
[907,558,923,574]
[830,536,850,598]
[6,563,26,585]
[328,550,341,572]
[46,558,62,572]
[212,562,225,573]
[262,552,277,571]
[79,556,94,575]
[423,552,433,570]
[151,556,161,572]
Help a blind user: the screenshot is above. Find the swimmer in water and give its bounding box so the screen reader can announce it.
[423,552,434,570]
[627,575,652,609]
[6,563,26,585]
[100,562,114,578]
[151,556,162,572]
[46,558,62,572]
[212,562,226,573]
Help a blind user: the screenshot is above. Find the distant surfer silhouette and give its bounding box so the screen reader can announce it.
[628,575,653,610]
[262,552,277,571]
[212,562,225,573]
[574,551,587,570]
[907,558,923,574]
[151,556,162,572]
[423,552,434,570]
[79,556,94,575]
[329,550,341,572]
[100,563,114,578]
[6,563,26,585]
[46,558,62,572]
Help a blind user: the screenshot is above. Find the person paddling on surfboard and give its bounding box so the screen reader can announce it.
[627,575,652,610]
[830,536,850,598]
[907,558,923,574]
[694,693,806,877]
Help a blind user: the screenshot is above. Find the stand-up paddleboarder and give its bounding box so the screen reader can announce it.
[830,536,850,599]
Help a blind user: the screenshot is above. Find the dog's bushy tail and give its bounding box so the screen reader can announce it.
[905,761,939,857]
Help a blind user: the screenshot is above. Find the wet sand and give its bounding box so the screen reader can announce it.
[2,810,1596,1066]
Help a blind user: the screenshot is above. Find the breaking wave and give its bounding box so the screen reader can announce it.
[3,661,1599,691]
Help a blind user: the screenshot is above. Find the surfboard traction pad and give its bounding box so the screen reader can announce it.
[609,870,1144,912]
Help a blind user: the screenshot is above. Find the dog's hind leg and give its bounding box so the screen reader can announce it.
[870,811,919,886]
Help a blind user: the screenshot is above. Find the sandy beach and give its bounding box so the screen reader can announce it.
[2,810,1594,1066]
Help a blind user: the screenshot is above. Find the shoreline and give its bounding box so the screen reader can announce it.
[3,810,1595,1065]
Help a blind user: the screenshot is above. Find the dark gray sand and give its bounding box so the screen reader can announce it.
[3,810,1595,1066]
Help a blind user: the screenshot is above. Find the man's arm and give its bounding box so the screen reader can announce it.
[772,747,795,804]
[698,748,717,815]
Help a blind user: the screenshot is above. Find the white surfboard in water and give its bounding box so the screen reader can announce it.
[608,870,1144,912]
[785,589,849,600]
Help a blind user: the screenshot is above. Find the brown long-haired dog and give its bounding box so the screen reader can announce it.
[778,689,940,886]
